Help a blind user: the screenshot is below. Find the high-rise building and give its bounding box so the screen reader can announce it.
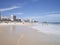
[10,15,16,21]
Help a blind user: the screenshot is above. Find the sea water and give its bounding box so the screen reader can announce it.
[32,23,60,35]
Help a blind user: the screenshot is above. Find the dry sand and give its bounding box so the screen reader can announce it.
[0,23,32,26]
[0,25,60,45]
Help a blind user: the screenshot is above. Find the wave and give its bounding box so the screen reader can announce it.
[42,22,60,24]
[32,23,60,35]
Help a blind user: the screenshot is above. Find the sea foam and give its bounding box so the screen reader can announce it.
[32,23,60,35]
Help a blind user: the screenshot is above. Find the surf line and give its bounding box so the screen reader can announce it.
[17,34,24,45]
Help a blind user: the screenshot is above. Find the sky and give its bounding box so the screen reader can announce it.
[0,0,60,22]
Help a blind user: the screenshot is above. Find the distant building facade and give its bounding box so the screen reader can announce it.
[10,15,16,21]
[16,18,22,22]
[1,16,8,21]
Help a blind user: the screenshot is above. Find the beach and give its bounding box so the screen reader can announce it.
[0,23,60,45]
[0,22,32,25]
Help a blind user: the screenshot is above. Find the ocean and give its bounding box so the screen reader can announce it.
[32,23,60,35]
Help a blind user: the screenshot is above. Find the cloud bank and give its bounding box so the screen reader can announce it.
[43,14,60,22]
[27,14,60,22]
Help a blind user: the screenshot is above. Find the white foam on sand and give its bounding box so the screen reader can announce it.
[32,23,60,35]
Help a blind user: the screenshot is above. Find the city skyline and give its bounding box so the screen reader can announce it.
[0,0,60,22]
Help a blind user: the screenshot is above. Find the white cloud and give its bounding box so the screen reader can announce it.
[39,14,60,22]
[46,14,60,18]
[40,11,60,15]
[13,13,24,15]
[0,6,19,12]
[49,11,60,14]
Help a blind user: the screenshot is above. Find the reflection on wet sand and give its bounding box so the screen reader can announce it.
[10,25,16,32]
[0,26,3,33]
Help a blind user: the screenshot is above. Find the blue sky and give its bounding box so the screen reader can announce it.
[0,0,60,22]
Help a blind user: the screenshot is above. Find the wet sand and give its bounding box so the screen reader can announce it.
[0,25,60,45]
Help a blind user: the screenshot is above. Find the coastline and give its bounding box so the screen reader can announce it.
[0,23,60,45]
[0,25,60,45]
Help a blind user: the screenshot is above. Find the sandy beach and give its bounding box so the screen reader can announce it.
[0,24,60,45]
[0,22,33,26]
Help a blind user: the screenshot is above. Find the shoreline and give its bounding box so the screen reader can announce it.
[0,22,34,26]
[0,23,60,45]
[0,25,60,45]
